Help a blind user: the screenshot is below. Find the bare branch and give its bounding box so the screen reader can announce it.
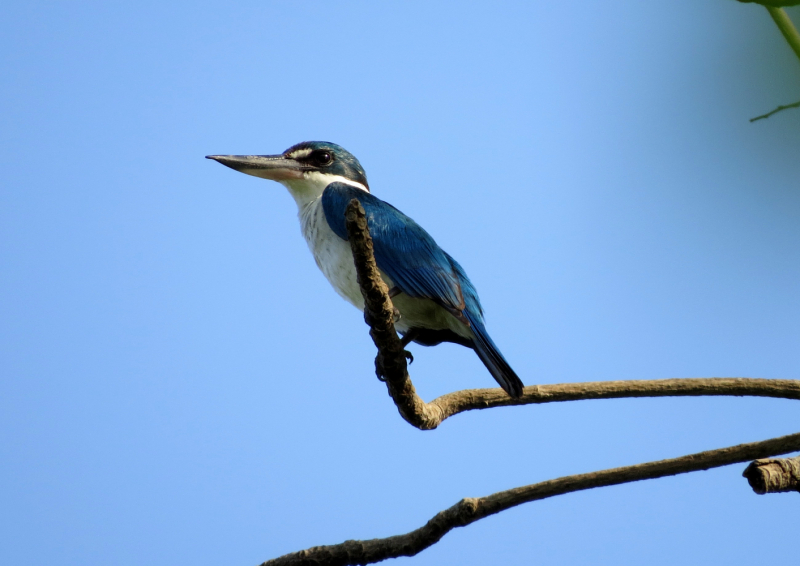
[260,201,800,566]
[750,99,800,122]
[425,378,800,428]
[743,455,800,494]
[344,199,800,430]
[261,432,800,566]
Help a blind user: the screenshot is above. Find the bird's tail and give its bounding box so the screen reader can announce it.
[464,310,524,398]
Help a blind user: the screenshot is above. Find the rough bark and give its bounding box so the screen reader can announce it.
[344,199,800,430]
[743,455,800,494]
[260,432,800,566]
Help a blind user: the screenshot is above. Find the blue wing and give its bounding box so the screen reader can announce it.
[322,182,479,317]
[322,182,523,398]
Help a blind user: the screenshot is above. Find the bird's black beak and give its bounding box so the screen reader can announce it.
[205,154,304,181]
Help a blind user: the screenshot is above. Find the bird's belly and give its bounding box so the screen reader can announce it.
[300,200,470,339]
[391,294,471,339]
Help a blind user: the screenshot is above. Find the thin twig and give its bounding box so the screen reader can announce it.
[344,200,800,430]
[750,99,800,122]
[743,455,800,493]
[260,432,800,566]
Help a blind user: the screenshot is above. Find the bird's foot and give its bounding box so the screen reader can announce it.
[392,306,401,323]
[398,328,418,364]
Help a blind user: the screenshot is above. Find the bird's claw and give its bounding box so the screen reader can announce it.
[404,350,414,364]
[375,358,387,382]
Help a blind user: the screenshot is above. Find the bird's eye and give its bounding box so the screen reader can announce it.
[314,151,333,165]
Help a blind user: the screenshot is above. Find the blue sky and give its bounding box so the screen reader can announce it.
[2,1,799,565]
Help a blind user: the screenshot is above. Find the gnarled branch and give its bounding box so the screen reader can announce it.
[743,455,800,494]
[344,199,800,430]
[261,432,800,566]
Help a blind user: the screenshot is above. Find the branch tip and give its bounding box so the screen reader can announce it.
[743,455,800,494]
[750,99,800,122]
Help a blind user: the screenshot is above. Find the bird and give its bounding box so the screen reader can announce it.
[206,141,524,398]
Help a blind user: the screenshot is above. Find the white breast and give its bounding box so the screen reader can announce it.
[298,198,365,310]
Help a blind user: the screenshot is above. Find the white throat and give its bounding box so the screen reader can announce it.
[280,171,368,210]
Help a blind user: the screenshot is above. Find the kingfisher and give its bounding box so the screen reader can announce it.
[206,142,524,398]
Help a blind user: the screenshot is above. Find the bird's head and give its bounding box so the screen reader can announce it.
[207,142,369,205]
